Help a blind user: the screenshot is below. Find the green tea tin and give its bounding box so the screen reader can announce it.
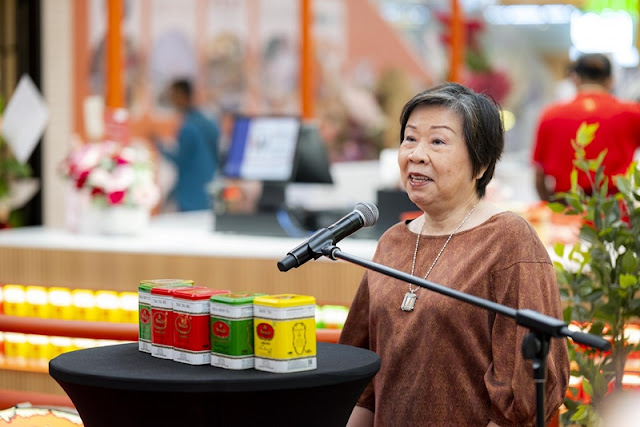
[210,292,266,370]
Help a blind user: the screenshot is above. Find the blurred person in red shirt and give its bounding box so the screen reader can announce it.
[532,53,640,202]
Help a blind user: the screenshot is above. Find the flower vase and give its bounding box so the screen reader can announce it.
[101,205,150,236]
[77,201,105,235]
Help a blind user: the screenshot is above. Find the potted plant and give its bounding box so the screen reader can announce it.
[60,140,160,235]
[549,122,640,425]
[0,96,35,228]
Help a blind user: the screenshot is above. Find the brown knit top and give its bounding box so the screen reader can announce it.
[339,211,570,426]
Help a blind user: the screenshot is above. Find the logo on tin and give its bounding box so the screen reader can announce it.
[175,314,192,335]
[212,321,230,338]
[153,312,167,331]
[292,322,307,355]
[140,308,151,324]
[256,323,274,340]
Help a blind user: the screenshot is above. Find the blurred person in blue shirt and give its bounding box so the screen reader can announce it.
[156,79,219,211]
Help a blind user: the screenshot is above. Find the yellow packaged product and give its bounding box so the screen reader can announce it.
[253,294,316,373]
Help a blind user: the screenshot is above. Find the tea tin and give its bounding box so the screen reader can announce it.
[209,292,266,370]
[253,294,317,373]
[172,287,230,365]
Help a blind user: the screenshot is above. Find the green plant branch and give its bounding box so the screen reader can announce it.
[550,122,640,425]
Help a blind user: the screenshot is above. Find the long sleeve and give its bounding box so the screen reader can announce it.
[339,271,375,412]
[484,254,570,426]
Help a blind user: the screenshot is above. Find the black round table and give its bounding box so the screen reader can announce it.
[49,342,380,427]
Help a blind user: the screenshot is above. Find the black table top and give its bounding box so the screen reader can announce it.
[49,342,380,393]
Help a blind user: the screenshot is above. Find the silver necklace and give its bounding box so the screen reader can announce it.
[400,202,479,312]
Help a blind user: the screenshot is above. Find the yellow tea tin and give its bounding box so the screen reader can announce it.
[253,294,317,373]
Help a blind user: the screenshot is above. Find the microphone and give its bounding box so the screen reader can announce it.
[277,202,379,272]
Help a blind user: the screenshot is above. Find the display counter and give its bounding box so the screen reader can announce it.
[0,210,376,302]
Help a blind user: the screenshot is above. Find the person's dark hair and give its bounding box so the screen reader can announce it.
[399,82,504,198]
[170,79,193,100]
[571,53,611,83]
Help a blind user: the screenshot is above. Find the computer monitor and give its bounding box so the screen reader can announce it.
[222,115,333,211]
[223,115,302,183]
[294,122,333,185]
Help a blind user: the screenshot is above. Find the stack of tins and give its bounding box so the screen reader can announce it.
[149,284,198,359]
[150,285,230,360]
[138,279,194,353]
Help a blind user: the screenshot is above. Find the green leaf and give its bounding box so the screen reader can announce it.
[548,202,567,213]
[584,290,604,302]
[588,322,605,336]
[621,250,637,273]
[593,372,609,399]
[563,306,573,323]
[568,196,585,213]
[619,273,637,289]
[570,169,579,193]
[633,165,640,185]
[564,396,579,411]
[576,122,599,147]
[581,379,593,397]
[574,159,590,172]
[579,226,599,245]
[571,403,589,421]
[594,149,608,168]
[599,176,609,199]
[616,176,632,195]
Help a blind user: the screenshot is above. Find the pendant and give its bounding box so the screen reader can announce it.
[401,292,417,312]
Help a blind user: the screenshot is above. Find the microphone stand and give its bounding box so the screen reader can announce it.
[319,245,610,427]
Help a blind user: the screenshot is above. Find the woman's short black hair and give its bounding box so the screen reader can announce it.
[399,82,504,198]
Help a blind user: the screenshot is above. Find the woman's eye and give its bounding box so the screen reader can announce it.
[433,138,445,145]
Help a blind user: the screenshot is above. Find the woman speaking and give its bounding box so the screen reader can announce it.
[339,83,569,426]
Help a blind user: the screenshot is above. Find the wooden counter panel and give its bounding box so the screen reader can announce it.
[0,368,68,396]
[0,247,364,306]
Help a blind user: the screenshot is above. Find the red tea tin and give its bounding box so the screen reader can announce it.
[172,287,230,365]
[150,285,200,359]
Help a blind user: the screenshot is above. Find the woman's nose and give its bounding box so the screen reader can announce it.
[409,143,429,163]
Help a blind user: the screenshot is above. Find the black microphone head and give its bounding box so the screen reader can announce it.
[354,202,379,227]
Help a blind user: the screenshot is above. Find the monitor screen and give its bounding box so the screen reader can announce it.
[224,115,301,182]
[294,123,333,184]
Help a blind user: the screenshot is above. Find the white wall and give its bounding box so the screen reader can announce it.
[41,0,73,228]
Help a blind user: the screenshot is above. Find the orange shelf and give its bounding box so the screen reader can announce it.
[0,314,342,343]
[0,358,49,374]
[0,314,138,341]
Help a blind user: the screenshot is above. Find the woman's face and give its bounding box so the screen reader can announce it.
[398,105,478,212]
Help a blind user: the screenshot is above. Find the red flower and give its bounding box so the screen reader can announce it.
[91,187,105,197]
[108,190,126,204]
[114,155,129,165]
[76,170,90,189]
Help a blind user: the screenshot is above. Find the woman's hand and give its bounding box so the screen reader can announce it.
[346,406,374,427]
